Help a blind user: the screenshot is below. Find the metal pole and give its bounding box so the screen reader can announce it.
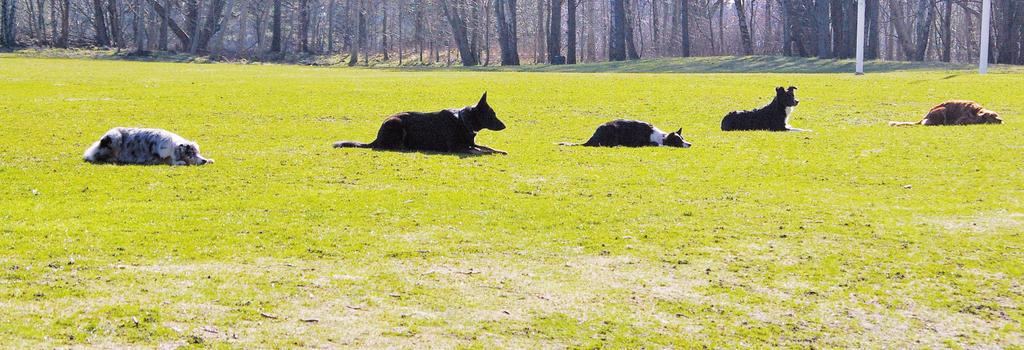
[856,0,866,75]
[979,0,991,74]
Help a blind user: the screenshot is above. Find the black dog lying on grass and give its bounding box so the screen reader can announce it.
[721,86,808,132]
[560,119,691,148]
[334,93,507,155]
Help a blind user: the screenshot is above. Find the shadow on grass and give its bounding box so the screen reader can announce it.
[334,147,502,158]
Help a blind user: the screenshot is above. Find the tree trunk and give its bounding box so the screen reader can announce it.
[889,0,914,59]
[415,0,423,62]
[547,0,562,62]
[650,0,658,55]
[494,0,520,65]
[197,0,227,53]
[829,0,850,58]
[866,0,879,59]
[326,0,335,52]
[439,0,479,65]
[814,0,830,58]
[398,0,403,63]
[185,0,199,52]
[93,0,111,45]
[912,0,935,60]
[736,0,753,55]
[609,0,626,60]
[717,0,723,54]
[158,0,168,50]
[536,0,546,62]
[299,0,310,52]
[270,0,282,52]
[624,0,638,58]
[381,0,389,60]
[238,0,248,52]
[348,0,359,64]
[780,0,791,55]
[359,0,367,64]
[58,0,69,47]
[995,0,1021,63]
[0,0,15,46]
[764,0,772,53]
[149,0,190,48]
[941,0,952,61]
[678,0,689,56]
[134,0,147,53]
[567,0,577,63]
[585,0,596,60]
[107,0,122,47]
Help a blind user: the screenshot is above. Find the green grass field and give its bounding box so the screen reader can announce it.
[1,56,1022,348]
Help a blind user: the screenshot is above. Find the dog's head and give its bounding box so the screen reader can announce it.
[980,110,1003,124]
[176,143,214,165]
[84,130,122,163]
[663,128,691,148]
[776,86,799,107]
[470,92,506,131]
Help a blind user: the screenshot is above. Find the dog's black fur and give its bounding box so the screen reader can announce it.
[333,93,507,155]
[721,86,806,132]
[562,119,691,148]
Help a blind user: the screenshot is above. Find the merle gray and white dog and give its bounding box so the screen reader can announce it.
[83,127,214,165]
[560,119,691,148]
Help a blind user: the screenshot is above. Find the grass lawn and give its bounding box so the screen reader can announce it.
[0,56,1022,348]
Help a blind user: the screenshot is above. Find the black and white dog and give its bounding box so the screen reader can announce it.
[721,86,808,132]
[84,127,214,165]
[561,119,691,148]
[334,93,507,155]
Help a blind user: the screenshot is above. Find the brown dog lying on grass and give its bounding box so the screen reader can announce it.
[890,100,1003,126]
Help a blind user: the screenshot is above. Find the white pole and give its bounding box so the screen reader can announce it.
[856,0,866,75]
[979,0,992,74]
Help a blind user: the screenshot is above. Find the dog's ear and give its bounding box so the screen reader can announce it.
[776,86,785,93]
[478,92,488,107]
[675,128,682,134]
[787,86,797,91]
[99,135,112,148]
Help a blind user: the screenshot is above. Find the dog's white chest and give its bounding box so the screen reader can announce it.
[784,107,795,126]
[649,128,667,146]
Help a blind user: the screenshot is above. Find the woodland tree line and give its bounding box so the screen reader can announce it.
[0,0,1022,65]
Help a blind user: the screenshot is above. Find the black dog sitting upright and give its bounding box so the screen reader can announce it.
[562,119,691,148]
[334,93,507,155]
[721,86,807,132]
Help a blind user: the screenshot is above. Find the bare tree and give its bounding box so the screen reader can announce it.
[813,0,829,58]
[299,0,311,52]
[623,0,638,58]
[269,0,282,52]
[911,0,935,60]
[609,0,626,60]
[93,0,111,45]
[547,0,562,62]
[439,0,479,65]
[133,0,147,53]
[566,0,577,63]
[494,0,520,64]
[736,0,753,55]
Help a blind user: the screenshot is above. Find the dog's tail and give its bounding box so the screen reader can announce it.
[888,120,922,127]
[333,141,373,148]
